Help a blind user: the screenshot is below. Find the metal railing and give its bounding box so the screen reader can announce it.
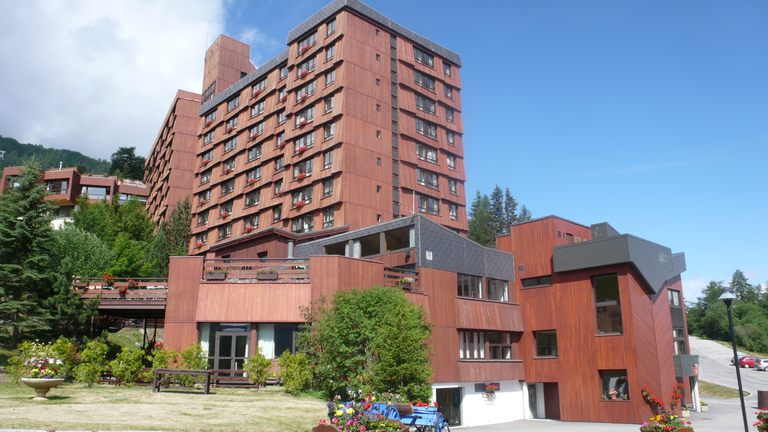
[202,258,310,283]
[73,277,168,302]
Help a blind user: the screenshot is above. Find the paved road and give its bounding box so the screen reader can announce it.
[690,336,768,401]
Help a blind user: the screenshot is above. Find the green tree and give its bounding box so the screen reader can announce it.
[0,163,57,344]
[51,225,114,278]
[301,287,432,401]
[731,270,758,303]
[519,205,532,221]
[468,191,495,246]
[147,198,191,276]
[244,351,274,389]
[74,339,109,386]
[109,147,146,181]
[489,185,505,235]
[503,187,519,228]
[279,351,313,394]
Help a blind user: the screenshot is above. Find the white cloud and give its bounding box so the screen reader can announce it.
[682,275,715,304]
[0,0,225,160]
[237,27,282,66]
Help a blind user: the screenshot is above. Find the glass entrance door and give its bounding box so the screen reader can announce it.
[214,332,249,375]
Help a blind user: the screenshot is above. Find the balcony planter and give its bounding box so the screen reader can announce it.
[296,172,307,181]
[204,119,213,127]
[21,378,65,401]
[196,242,206,249]
[224,168,233,174]
[396,277,415,291]
[279,94,287,102]
[299,69,309,78]
[256,269,279,281]
[298,118,308,127]
[226,127,235,134]
[205,271,227,281]
[245,225,255,233]
[220,211,231,219]
[295,201,306,209]
[297,144,308,154]
[251,89,263,99]
[278,141,287,149]
[246,178,258,187]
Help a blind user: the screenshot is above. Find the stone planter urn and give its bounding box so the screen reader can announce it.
[21,378,65,400]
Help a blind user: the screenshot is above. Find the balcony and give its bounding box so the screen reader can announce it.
[74,277,168,318]
[202,258,310,283]
[382,267,420,292]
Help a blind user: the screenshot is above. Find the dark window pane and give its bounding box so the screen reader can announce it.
[593,274,622,334]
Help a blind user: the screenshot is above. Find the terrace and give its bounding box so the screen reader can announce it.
[74,277,168,318]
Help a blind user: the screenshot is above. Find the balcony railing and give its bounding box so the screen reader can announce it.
[382,267,421,292]
[203,258,310,283]
[73,277,168,302]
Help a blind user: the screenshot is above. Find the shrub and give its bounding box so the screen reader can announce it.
[74,339,109,386]
[756,410,768,432]
[279,351,312,394]
[51,337,79,379]
[141,344,178,382]
[244,351,272,388]
[178,343,207,386]
[109,348,145,385]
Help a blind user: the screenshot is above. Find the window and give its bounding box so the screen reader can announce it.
[224,137,237,153]
[521,275,553,288]
[416,143,438,163]
[488,332,513,359]
[416,118,437,139]
[459,331,485,359]
[413,46,434,68]
[226,116,238,131]
[251,80,266,97]
[203,130,214,145]
[200,169,211,185]
[226,96,240,113]
[446,131,455,145]
[250,100,265,117]
[414,70,435,91]
[418,194,439,215]
[668,290,681,307]
[323,208,334,228]
[298,32,317,53]
[673,328,687,354]
[276,132,285,149]
[324,122,335,140]
[220,179,235,196]
[457,274,482,299]
[272,205,282,222]
[291,214,314,233]
[292,186,313,207]
[323,178,333,197]
[443,61,452,76]
[415,94,436,114]
[246,166,262,182]
[249,121,265,140]
[448,204,458,221]
[324,95,334,113]
[279,65,289,80]
[326,18,336,36]
[416,168,439,190]
[274,156,285,173]
[245,214,259,230]
[297,56,316,77]
[198,189,211,204]
[197,210,209,226]
[201,150,213,164]
[593,274,623,335]
[535,331,558,357]
[218,223,232,241]
[204,110,217,126]
[278,87,287,102]
[445,85,453,99]
[247,144,262,162]
[446,107,455,123]
[220,200,233,217]
[293,159,313,179]
[323,150,333,169]
[196,233,208,246]
[277,110,287,125]
[325,44,335,61]
[294,132,315,154]
[245,189,260,207]
[448,179,457,195]
[273,179,283,196]
[296,80,316,102]
[446,154,456,170]
[325,69,336,86]
[600,370,629,401]
[223,157,236,174]
[295,106,314,127]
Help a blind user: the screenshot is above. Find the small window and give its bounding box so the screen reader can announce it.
[279,65,289,80]
[277,110,287,125]
[668,290,681,307]
[445,107,455,123]
[245,214,259,230]
[322,179,333,197]
[413,46,434,68]
[247,144,262,162]
[294,132,315,155]
[196,233,208,245]
[324,95,334,113]
[204,110,217,126]
[250,100,265,118]
[324,123,336,140]
[201,150,213,164]
[325,69,336,86]
[415,94,436,114]
[200,169,211,185]
[416,168,439,190]
[448,179,458,195]
[446,154,456,170]
[673,328,687,355]
[272,205,282,222]
[203,130,214,145]
[224,137,237,153]
[457,274,482,299]
[226,96,240,112]
[415,118,437,139]
[323,150,333,169]
[274,156,285,173]
[534,331,558,357]
[196,210,209,226]
[593,274,623,335]
[488,332,513,360]
[325,44,335,62]
[297,56,316,78]
[414,70,435,91]
[245,189,260,208]
[521,275,553,288]
[273,179,283,196]
[291,214,313,233]
[416,143,438,163]
[220,179,235,197]
[445,86,453,100]
[223,157,236,174]
[323,208,334,228]
[296,80,316,102]
[218,223,232,241]
[246,166,262,182]
[293,159,312,179]
[446,131,456,146]
[295,106,314,128]
[600,370,629,401]
[292,186,313,207]
[443,61,452,77]
[326,18,336,37]
[297,32,317,54]
[226,116,238,131]
[417,194,439,215]
[251,80,266,97]
[198,189,211,204]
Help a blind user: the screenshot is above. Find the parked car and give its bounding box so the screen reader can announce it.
[739,356,757,368]
[732,355,747,366]
[756,359,768,371]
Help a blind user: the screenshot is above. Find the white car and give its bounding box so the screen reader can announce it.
[756,359,768,371]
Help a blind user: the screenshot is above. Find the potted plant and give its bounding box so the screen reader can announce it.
[396,277,415,290]
[19,341,65,400]
[483,382,498,400]
[256,268,279,281]
[206,270,227,281]
[700,400,708,412]
[756,410,768,432]
[100,273,115,288]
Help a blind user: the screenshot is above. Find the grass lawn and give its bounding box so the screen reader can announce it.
[698,380,749,398]
[0,382,327,431]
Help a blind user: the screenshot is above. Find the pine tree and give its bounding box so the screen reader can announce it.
[147,198,191,276]
[468,192,495,247]
[519,205,532,221]
[0,163,57,344]
[489,185,505,235]
[503,187,519,229]
[731,270,758,303]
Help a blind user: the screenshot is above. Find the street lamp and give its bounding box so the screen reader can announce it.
[720,290,749,432]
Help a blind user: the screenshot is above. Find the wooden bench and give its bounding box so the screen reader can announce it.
[152,368,212,394]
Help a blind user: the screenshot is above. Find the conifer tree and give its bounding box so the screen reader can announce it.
[489,185,505,235]
[503,187,519,228]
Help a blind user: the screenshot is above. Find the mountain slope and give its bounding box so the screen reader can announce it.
[0,135,111,174]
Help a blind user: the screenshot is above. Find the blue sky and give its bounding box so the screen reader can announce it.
[222,0,768,298]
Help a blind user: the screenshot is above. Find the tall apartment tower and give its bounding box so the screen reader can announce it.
[186,0,467,257]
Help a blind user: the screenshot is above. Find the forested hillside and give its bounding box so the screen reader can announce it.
[0,135,110,174]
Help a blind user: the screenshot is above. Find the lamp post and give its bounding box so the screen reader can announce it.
[720,291,749,432]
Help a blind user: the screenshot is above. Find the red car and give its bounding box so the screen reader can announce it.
[740,356,757,368]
